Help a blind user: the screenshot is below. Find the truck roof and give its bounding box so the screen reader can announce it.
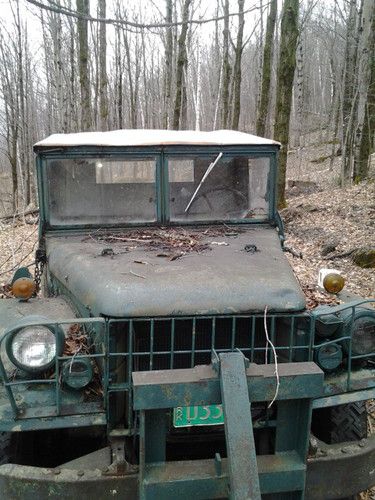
[34,129,281,150]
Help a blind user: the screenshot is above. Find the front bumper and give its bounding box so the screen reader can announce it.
[0,434,374,499]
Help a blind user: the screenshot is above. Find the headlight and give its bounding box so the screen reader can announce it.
[350,314,375,356]
[6,317,64,373]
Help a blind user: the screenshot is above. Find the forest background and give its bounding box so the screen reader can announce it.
[0,0,374,216]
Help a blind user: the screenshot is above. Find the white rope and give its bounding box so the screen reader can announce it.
[264,305,280,409]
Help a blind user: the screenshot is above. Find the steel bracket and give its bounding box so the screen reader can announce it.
[102,438,136,476]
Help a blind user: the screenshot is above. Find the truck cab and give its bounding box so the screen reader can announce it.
[0,129,374,499]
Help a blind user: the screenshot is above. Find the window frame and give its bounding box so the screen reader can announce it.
[37,145,278,232]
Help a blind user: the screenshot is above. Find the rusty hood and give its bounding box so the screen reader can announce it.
[46,226,306,317]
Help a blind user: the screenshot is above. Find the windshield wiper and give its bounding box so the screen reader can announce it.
[184,152,223,213]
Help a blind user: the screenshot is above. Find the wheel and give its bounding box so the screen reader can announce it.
[312,401,368,444]
[330,401,368,443]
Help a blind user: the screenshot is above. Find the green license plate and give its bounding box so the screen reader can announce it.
[173,404,224,427]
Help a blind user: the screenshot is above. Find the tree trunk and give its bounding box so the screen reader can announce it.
[273,0,299,209]
[357,18,375,179]
[172,0,191,130]
[231,0,245,130]
[341,0,359,185]
[353,0,375,180]
[221,0,231,129]
[163,0,173,129]
[77,0,91,131]
[256,0,277,137]
[98,0,108,131]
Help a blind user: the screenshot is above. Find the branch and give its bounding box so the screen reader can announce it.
[25,0,265,30]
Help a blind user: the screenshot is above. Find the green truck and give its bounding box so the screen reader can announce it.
[0,129,374,499]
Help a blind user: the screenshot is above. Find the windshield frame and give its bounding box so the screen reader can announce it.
[37,145,278,232]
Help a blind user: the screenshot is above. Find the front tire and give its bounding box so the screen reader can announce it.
[312,401,368,444]
[330,401,368,443]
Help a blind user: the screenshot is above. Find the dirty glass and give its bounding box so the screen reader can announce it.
[46,157,157,225]
[168,155,270,221]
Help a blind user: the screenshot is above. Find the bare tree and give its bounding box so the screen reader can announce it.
[77,0,92,130]
[231,0,245,130]
[273,0,299,208]
[353,0,375,180]
[341,0,359,185]
[221,0,231,129]
[172,0,192,130]
[256,0,277,137]
[163,0,174,129]
[98,0,108,130]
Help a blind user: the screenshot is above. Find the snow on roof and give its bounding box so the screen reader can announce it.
[34,129,280,149]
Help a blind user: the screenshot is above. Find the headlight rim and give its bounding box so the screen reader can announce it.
[343,310,375,357]
[5,316,64,374]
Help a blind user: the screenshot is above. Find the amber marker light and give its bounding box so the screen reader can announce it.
[12,277,36,301]
[323,273,345,294]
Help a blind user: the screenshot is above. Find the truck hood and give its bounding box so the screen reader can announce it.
[46,226,306,317]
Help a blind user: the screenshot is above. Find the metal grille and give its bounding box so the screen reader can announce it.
[108,313,312,428]
[0,300,373,429]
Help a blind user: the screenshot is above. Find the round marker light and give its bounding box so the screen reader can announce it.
[12,277,35,301]
[315,343,343,372]
[323,273,345,294]
[62,358,93,390]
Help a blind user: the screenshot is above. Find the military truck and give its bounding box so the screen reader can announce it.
[0,129,374,499]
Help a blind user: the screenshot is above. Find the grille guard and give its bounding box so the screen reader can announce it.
[0,300,374,431]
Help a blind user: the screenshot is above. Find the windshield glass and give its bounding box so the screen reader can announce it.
[45,153,271,226]
[168,155,270,222]
[46,157,157,225]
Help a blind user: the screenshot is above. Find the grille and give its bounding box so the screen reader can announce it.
[108,313,314,428]
[110,315,311,374]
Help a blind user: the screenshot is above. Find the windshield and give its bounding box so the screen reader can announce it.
[45,153,271,226]
[168,155,270,222]
[46,157,157,225]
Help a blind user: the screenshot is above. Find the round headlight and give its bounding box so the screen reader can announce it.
[350,314,375,356]
[6,318,64,373]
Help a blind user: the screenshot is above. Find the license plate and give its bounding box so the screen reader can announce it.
[173,404,224,427]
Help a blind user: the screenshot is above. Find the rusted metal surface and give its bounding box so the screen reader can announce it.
[0,297,76,340]
[0,463,138,500]
[305,434,375,499]
[313,386,375,408]
[0,434,374,499]
[46,227,306,317]
[132,362,324,410]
